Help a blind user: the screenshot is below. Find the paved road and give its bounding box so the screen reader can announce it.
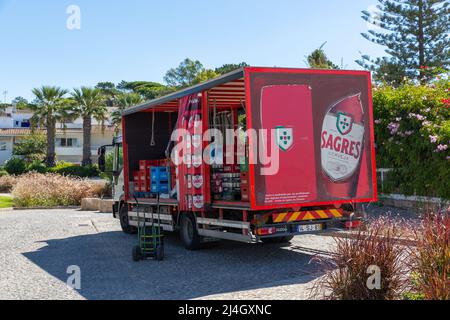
[0,209,338,300]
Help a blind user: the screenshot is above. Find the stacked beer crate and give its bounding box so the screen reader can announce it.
[133,160,157,197]
[221,165,241,201]
[150,167,170,194]
[211,164,247,201]
[133,160,174,197]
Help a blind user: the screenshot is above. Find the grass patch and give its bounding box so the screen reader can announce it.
[0,196,13,208]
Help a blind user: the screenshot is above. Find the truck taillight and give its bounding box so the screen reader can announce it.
[256,227,277,236]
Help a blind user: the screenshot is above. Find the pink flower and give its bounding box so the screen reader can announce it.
[388,122,400,135]
[429,135,438,143]
[437,144,448,152]
[375,119,382,124]
[405,131,414,136]
[416,114,426,121]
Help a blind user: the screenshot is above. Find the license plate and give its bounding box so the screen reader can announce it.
[297,224,323,233]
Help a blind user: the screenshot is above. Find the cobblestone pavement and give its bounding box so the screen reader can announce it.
[0,206,409,300]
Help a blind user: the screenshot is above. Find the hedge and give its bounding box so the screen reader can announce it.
[3,159,100,179]
[373,78,450,199]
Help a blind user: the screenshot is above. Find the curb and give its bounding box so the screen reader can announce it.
[13,206,81,211]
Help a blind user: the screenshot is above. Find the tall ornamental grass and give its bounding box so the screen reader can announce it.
[12,173,105,208]
[311,217,409,300]
[408,213,449,300]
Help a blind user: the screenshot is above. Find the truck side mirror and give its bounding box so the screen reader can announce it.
[98,146,106,172]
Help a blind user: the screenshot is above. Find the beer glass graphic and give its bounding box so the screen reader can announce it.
[321,93,365,199]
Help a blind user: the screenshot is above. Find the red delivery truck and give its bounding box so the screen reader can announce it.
[98,67,377,250]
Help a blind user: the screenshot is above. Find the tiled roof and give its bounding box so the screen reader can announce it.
[0,126,114,136]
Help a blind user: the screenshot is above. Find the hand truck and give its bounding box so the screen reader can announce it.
[132,195,165,261]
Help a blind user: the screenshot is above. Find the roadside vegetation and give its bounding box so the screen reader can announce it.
[311,214,449,300]
[11,173,107,208]
[373,78,450,198]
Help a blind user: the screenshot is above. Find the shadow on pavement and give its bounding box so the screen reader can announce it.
[23,231,325,300]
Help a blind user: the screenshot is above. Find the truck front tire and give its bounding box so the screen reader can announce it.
[119,204,137,235]
[180,213,202,250]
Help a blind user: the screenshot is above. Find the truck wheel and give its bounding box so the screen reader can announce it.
[261,236,294,244]
[119,204,137,235]
[180,213,202,250]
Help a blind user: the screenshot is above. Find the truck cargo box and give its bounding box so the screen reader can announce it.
[122,67,377,211]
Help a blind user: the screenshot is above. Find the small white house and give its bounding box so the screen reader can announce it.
[0,106,116,165]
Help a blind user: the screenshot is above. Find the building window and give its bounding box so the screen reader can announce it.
[57,138,77,147]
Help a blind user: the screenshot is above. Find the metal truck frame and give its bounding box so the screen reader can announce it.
[99,67,378,250]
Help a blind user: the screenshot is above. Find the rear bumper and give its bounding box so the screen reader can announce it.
[255,217,357,240]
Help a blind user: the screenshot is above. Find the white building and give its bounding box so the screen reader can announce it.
[0,106,116,165]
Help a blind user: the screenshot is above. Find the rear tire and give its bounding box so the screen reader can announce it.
[180,213,202,250]
[119,204,137,235]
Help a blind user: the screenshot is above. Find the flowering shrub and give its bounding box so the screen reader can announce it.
[373,78,450,198]
[12,173,106,208]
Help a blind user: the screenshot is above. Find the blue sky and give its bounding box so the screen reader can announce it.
[0,0,386,101]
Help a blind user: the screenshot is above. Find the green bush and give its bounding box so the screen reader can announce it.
[0,169,9,177]
[48,161,100,178]
[4,157,27,175]
[13,133,47,162]
[373,78,450,198]
[27,161,48,174]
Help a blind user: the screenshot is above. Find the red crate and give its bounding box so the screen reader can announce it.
[133,171,140,182]
[139,160,158,171]
[140,180,150,192]
[139,170,148,180]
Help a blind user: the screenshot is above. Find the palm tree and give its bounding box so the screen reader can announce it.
[30,86,70,167]
[111,93,143,133]
[72,87,107,166]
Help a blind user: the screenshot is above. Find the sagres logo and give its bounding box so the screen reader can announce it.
[336,112,353,135]
[275,126,293,151]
